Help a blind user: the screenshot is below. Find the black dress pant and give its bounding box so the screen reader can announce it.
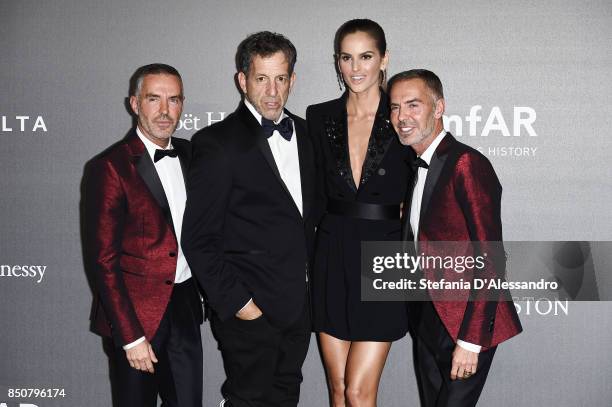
[211,297,311,407]
[105,278,203,407]
[413,302,496,407]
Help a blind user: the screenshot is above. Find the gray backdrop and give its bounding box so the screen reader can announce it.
[1,0,611,406]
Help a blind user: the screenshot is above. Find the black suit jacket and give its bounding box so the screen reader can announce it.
[182,102,318,328]
[305,92,414,340]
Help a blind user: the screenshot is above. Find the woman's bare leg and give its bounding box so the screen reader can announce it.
[344,341,392,407]
[319,332,351,406]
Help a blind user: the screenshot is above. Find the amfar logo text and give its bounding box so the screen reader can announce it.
[444,106,537,137]
[1,116,47,132]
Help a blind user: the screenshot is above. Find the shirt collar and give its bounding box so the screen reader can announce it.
[419,130,447,165]
[136,126,173,161]
[244,99,286,125]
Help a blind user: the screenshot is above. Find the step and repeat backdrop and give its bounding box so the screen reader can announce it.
[1,0,611,406]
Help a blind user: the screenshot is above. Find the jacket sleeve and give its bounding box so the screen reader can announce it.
[305,105,328,226]
[454,151,505,347]
[181,132,251,320]
[85,159,144,346]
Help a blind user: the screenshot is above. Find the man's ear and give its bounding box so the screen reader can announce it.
[129,95,139,116]
[238,72,248,95]
[289,71,296,92]
[434,98,445,119]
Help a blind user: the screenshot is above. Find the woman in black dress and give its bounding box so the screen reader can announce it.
[306,19,413,406]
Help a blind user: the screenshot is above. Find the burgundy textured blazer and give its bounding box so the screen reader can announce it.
[403,133,522,349]
[85,130,198,346]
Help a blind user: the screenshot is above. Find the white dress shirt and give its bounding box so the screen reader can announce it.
[409,130,481,354]
[244,100,303,214]
[124,128,193,350]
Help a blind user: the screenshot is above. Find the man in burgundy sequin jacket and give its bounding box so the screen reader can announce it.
[389,69,522,407]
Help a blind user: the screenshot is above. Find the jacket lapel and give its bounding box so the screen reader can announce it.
[323,91,396,194]
[238,103,303,218]
[172,138,191,189]
[402,133,456,241]
[419,133,454,227]
[323,93,356,192]
[126,131,175,234]
[356,93,395,193]
[293,115,314,220]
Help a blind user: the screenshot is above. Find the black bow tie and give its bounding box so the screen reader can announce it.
[411,157,429,172]
[262,117,293,141]
[154,149,178,162]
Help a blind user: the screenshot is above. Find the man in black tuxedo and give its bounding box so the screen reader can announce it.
[182,32,318,407]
